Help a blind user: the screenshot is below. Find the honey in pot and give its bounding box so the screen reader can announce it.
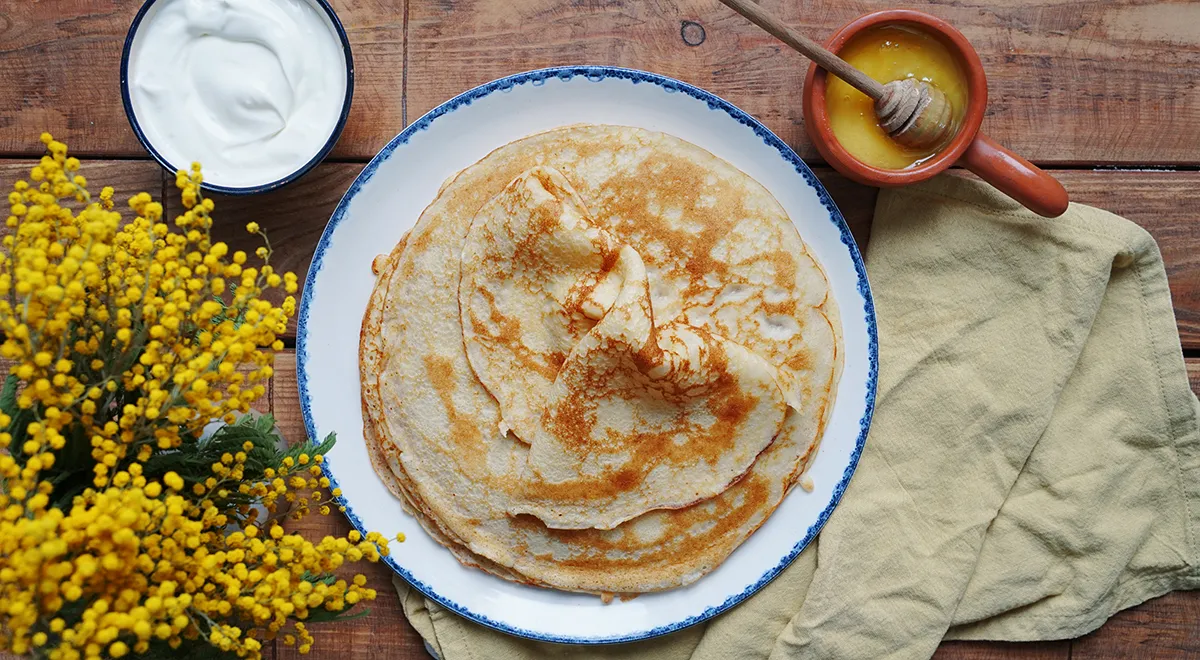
[825,24,969,170]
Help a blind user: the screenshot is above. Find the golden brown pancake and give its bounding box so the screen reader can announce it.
[459,167,792,530]
[359,125,842,593]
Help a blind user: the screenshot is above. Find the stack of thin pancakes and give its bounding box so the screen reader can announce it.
[360,125,842,595]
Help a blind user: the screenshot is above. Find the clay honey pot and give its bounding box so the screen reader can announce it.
[802,10,1070,218]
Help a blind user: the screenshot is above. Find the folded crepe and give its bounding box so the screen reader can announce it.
[460,167,791,530]
[360,125,843,593]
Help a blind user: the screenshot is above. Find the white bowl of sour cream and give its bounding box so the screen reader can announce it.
[121,0,353,194]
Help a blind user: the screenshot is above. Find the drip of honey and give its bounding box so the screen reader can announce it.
[826,25,969,170]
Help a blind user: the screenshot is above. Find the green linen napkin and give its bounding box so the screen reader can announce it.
[395,174,1200,659]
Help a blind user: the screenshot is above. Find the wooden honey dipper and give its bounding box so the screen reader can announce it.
[718,0,954,150]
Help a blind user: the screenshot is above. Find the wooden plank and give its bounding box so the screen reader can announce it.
[273,352,430,660]
[6,2,1200,165]
[269,351,310,451]
[406,0,1200,166]
[322,0,407,160]
[0,0,405,160]
[0,157,1193,656]
[1189,358,1199,394]
[816,169,875,249]
[0,3,146,157]
[1071,591,1200,659]
[933,641,1068,660]
[0,158,164,202]
[278,510,433,659]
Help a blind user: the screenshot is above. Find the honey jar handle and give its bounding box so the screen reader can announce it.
[962,133,1070,218]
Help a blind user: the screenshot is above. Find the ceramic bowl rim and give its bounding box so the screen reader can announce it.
[119,0,355,196]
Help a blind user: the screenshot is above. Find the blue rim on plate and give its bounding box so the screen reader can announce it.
[297,65,878,645]
[119,0,355,196]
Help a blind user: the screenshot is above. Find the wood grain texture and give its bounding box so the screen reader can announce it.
[406,0,1200,165]
[273,352,430,660]
[0,159,164,201]
[0,2,145,157]
[5,1,1200,165]
[322,0,406,160]
[0,350,1191,660]
[1072,591,1200,659]
[932,641,1068,660]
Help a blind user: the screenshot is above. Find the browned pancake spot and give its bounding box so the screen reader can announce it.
[471,287,558,382]
[425,355,484,454]
[525,342,762,503]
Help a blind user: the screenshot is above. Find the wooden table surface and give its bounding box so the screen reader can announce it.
[3,0,1200,658]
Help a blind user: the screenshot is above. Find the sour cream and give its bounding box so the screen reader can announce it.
[127,0,349,189]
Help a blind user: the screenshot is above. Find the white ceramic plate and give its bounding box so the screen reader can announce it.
[298,66,877,644]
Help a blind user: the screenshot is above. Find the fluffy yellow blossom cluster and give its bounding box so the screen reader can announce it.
[1,134,299,490]
[0,137,389,659]
[2,448,388,658]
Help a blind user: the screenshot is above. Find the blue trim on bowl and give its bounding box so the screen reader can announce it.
[119,0,354,196]
[296,66,879,645]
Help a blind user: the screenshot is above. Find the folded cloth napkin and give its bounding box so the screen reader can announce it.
[396,174,1200,659]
